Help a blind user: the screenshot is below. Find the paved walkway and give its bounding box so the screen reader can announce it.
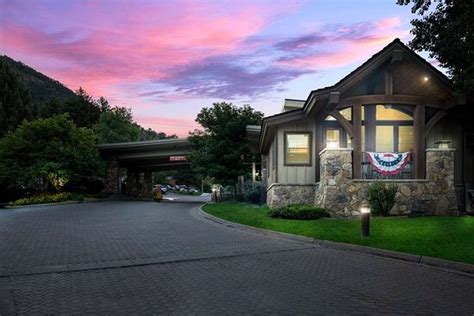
[0,202,473,314]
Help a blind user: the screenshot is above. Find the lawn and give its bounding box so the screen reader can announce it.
[203,202,474,264]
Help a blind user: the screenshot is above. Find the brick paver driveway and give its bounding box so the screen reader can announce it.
[1,201,473,314]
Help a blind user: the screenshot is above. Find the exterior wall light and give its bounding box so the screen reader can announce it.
[423,76,429,82]
[360,204,371,238]
[435,140,451,149]
[326,139,339,149]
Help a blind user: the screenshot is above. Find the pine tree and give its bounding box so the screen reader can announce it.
[0,58,32,136]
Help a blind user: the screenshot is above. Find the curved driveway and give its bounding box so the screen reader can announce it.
[0,201,473,314]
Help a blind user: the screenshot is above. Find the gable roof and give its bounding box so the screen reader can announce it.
[259,38,456,152]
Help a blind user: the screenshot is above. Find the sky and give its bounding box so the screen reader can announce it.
[0,0,427,137]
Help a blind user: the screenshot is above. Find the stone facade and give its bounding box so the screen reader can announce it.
[315,148,458,217]
[266,148,458,218]
[266,184,318,208]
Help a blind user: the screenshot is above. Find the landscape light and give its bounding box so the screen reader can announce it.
[360,204,371,238]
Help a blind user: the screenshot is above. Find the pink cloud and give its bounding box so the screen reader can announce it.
[0,0,297,97]
[134,115,200,137]
[276,17,409,70]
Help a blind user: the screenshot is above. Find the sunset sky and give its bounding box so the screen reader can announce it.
[0,0,430,136]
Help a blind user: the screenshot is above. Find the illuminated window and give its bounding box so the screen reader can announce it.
[285,133,311,165]
[326,129,340,148]
[399,126,414,152]
[376,105,412,120]
[376,126,394,152]
[325,107,352,121]
[361,125,365,151]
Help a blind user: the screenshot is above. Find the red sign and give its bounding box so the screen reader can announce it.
[169,156,187,162]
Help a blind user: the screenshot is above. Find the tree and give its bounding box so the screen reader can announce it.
[397,0,474,93]
[61,87,102,128]
[94,106,142,144]
[188,102,263,185]
[0,114,103,193]
[0,58,32,136]
[138,127,177,141]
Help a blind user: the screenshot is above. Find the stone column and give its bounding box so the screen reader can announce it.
[103,155,120,196]
[125,169,140,197]
[315,148,356,217]
[425,148,458,215]
[143,170,153,199]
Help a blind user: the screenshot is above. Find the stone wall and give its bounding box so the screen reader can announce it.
[315,148,458,217]
[266,183,318,208]
[265,148,458,217]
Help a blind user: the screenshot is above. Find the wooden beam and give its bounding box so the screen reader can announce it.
[340,94,446,109]
[425,110,447,138]
[329,110,354,138]
[413,104,426,179]
[364,105,376,152]
[352,104,362,179]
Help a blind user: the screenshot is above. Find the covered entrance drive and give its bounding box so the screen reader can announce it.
[97,138,192,198]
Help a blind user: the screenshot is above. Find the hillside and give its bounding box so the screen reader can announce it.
[0,55,76,103]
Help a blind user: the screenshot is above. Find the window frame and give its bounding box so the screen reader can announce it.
[283,131,312,166]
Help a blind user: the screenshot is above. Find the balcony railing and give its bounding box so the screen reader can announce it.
[361,152,413,179]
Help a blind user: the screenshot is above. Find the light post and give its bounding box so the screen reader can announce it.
[360,204,371,238]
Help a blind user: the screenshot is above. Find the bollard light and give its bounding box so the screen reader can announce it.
[360,204,371,238]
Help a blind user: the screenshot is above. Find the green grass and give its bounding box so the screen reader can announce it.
[203,202,474,264]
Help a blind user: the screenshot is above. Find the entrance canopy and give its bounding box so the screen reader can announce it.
[97,138,192,171]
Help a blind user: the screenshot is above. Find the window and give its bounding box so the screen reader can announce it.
[324,107,352,121]
[376,105,412,120]
[376,126,394,152]
[399,126,414,152]
[326,129,340,148]
[285,133,311,165]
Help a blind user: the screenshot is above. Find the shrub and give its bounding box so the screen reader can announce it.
[367,181,398,216]
[244,181,264,204]
[12,192,84,206]
[268,204,330,220]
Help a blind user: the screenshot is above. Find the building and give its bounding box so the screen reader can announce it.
[257,38,473,217]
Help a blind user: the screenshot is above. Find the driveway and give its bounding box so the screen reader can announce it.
[0,202,473,314]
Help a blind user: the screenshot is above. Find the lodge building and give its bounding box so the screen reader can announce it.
[255,38,473,217]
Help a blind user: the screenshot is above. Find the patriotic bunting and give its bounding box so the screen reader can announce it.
[366,152,411,175]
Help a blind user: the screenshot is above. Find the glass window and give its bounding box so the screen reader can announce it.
[376,105,412,121]
[324,107,352,121]
[326,129,340,148]
[285,133,311,165]
[376,126,394,152]
[399,126,414,152]
[361,125,365,151]
[340,107,352,121]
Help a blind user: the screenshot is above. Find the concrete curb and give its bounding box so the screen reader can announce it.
[198,205,474,276]
[3,197,124,209]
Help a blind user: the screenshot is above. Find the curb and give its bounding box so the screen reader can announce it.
[198,205,474,276]
[3,198,119,209]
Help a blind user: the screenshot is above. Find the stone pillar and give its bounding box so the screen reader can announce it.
[143,170,153,199]
[315,148,356,217]
[103,155,120,196]
[125,169,140,197]
[425,148,458,215]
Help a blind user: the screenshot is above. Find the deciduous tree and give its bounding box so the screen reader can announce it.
[188,102,263,185]
[398,0,474,93]
[0,114,103,192]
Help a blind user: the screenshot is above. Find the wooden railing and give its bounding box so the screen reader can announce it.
[361,152,413,179]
